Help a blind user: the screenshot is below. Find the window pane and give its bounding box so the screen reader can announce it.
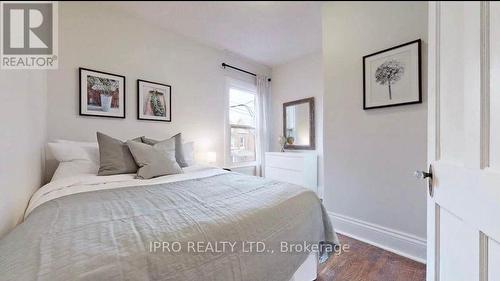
[229,87,255,127]
[230,127,256,163]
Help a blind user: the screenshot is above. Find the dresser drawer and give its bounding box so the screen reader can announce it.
[264,152,318,195]
[265,166,305,187]
[266,155,304,172]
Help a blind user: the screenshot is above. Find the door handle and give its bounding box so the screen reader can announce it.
[415,164,433,197]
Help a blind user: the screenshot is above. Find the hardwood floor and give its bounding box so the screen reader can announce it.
[318,234,426,281]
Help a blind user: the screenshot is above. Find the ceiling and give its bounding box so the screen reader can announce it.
[105,1,323,67]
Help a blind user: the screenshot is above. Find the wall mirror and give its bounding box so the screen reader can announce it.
[283,97,315,150]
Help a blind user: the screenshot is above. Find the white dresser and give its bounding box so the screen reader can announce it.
[264,152,318,194]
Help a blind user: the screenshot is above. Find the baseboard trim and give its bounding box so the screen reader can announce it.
[329,212,426,264]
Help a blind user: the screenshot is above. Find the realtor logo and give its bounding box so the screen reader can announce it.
[1,1,58,69]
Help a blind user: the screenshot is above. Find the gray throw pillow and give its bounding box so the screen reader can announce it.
[141,133,189,167]
[96,132,141,176]
[126,139,183,179]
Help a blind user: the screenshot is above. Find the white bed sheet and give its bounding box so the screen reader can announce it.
[25,165,227,218]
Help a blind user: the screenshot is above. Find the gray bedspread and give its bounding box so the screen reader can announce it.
[0,172,337,281]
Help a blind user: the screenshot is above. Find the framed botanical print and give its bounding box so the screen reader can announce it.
[79,68,126,118]
[137,79,171,122]
[363,39,421,110]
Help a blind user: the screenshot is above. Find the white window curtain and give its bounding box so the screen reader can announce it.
[255,75,271,176]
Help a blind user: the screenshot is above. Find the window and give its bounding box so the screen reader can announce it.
[228,84,257,165]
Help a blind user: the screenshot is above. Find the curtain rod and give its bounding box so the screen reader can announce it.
[221,63,271,82]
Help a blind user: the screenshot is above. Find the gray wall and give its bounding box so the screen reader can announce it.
[322,1,428,243]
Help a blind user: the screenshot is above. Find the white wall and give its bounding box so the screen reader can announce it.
[0,2,270,237]
[47,2,269,172]
[270,52,324,197]
[0,71,47,237]
[322,2,428,261]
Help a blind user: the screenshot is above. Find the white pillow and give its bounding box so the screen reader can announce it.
[56,140,99,164]
[51,161,99,182]
[48,142,92,162]
[48,141,99,181]
[183,142,195,166]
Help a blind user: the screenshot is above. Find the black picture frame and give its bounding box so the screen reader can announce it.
[363,39,422,110]
[79,67,126,118]
[137,79,172,122]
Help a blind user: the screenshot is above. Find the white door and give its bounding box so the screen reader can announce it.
[426,2,500,281]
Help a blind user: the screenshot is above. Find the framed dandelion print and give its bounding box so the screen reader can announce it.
[80,68,126,118]
[363,39,421,110]
[137,79,171,122]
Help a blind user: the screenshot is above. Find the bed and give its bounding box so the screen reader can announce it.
[0,165,337,281]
